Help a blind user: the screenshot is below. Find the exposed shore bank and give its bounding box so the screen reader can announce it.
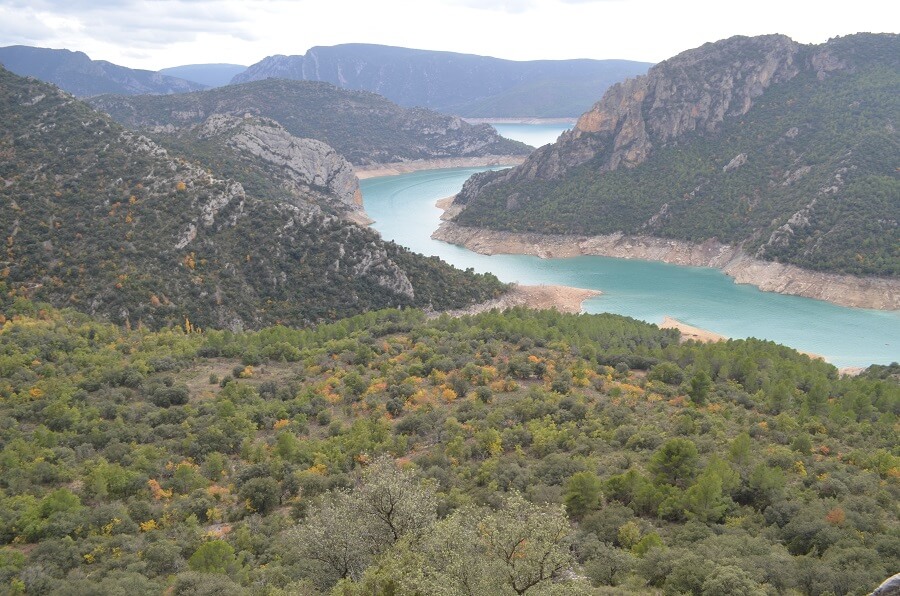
[433,284,601,318]
[660,317,727,343]
[355,156,525,179]
[432,221,900,311]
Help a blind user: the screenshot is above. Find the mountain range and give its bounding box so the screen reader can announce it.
[447,33,899,280]
[232,43,652,118]
[86,79,531,166]
[0,45,205,96]
[0,43,652,118]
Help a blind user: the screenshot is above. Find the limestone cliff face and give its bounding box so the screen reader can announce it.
[456,35,802,203]
[195,115,367,221]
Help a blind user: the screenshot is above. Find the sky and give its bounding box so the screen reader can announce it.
[0,0,896,70]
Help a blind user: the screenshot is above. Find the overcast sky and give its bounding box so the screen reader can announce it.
[0,0,896,70]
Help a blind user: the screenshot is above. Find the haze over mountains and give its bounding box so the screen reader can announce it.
[0,43,651,118]
[233,43,652,117]
[0,45,205,97]
[158,64,247,88]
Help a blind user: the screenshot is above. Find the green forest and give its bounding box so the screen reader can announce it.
[0,287,896,594]
[454,35,900,277]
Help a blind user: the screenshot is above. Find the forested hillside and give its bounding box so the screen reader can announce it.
[0,67,506,331]
[86,79,532,166]
[0,293,896,594]
[452,34,900,277]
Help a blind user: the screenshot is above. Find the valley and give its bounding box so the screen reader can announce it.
[0,21,896,596]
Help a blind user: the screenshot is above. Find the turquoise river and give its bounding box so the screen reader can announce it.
[360,123,899,369]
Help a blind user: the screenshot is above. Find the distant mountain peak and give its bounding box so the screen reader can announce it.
[232,43,652,118]
[0,44,206,97]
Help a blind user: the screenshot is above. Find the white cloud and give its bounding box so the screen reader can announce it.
[0,0,895,70]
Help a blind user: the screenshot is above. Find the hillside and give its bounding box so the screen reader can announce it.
[0,67,506,331]
[0,295,896,594]
[450,34,900,278]
[86,79,532,166]
[231,43,652,118]
[158,64,247,88]
[0,45,206,96]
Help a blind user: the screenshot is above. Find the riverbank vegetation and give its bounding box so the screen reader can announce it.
[0,288,896,594]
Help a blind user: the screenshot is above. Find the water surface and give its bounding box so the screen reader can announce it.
[361,167,899,368]
[489,122,573,148]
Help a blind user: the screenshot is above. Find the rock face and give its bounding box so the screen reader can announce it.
[458,34,800,197]
[0,45,205,96]
[231,43,652,118]
[432,222,900,310]
[194,114,367,222]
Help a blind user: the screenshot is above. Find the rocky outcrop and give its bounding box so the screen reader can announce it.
[456,34,801,201]
[195,114,368,222]
[432,222,900,311]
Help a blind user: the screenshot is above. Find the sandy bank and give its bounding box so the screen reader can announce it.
[659,317,825,363]
[434,284,601,318]
[660,317,727,343]
[431,221,899,311]
[354,156,525,180]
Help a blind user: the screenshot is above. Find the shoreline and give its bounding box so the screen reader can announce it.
[433,283,601,318]
[659,316,727,343]
[354,155,525,180]
[431,220,900,312]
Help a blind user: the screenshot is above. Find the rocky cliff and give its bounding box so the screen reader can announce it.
[231,43,651,118]
[452,33,899,281]
[456,34,802,198]
[179,114,369,223]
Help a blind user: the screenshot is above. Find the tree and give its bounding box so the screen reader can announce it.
[564,471,604,519]
[356,456,438,548]
[689,370,712,404]
[479,493,574,595]
[649,438,699,487]
[238,477,280,515]
[684,470,730,523]
[287,491,370,582]
[286,456,437,584]
[701,564,767,596]
[187,540,237,574]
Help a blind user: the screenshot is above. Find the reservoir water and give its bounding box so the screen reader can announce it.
[359,124,899,369]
